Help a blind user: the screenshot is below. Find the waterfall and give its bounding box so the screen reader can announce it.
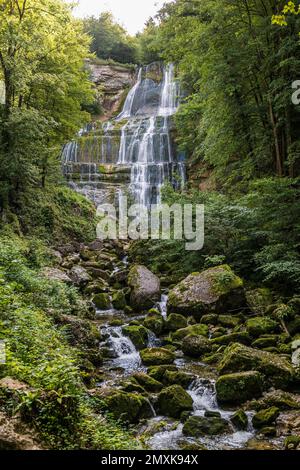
[159,64,179,116]
[117,68,142,120]
[102,326,142,373]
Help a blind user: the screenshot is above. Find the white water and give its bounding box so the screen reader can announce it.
[103,325,142,373]
[117,68,142,121]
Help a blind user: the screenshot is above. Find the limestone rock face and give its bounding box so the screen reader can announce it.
[128,265,161,311]
[168,265,245,317]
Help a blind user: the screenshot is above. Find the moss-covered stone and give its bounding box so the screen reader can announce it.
[93,293,111,310]
[216,371,264,404]
[252,407,280,429]
[168,265,245,318]
[122,325,149,350]
[201,314,218,325]
[147,365,178,382]
[252,335,279,349]
[157,385,193,418]
[230,410,248,430]
[140,348,175,366]
[132,373,163,392]
[211,332,250,346]
[143,312,164,335]
[171,324,209,341]
[105,391,153,423]
[183,415,229,437]
[182,334,212,358]
[218,343,294,389]
[246,317,278,338]
[165,314,187,332]
[112,291,127,310]
[284,435,300,450]
[218,315,241,328]
[163,370,194,388]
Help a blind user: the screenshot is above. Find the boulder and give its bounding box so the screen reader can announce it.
[252,335,279,349]
[284,435,300,450]
[140,348,175,366]
[246,317,278,337]
[104,391,153,423]
[216,371,264,404]
[182,415,229,437]
[132,373,163,392]
[163,370,194,388]
[157,385,193,418]
[128,265,160,311]
[211,332,250,346]
[201,314,218,325]
[143,312,164,335]
[147,365,178,382]
[218,343,294,389]
[69,265,91,287]
[252,407,280,429]
[93,293,111,310]
[42,267,71,284]
[167,265,245,317]
[247,390,300,411]
[218,315,241,329]
[112,291,127,310]
[182,334,212,358]
[230,410,248,430]
[165,314,187,332]
[122,325,149,350]
[171,324,209,341]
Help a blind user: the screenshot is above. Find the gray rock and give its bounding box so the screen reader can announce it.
[69,266,92,286]
[42,267,71,284]
[128,265,160,310]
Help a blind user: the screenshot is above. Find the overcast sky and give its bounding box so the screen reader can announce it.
[74,0,168,35]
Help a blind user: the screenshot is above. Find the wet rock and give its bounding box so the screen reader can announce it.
[246,438,277,450]
[93,293,111,310]
[69,265,91,287]
[157,385,193,418]
[132,373,163,392]
[182,334,212,358]
[246,317,279,338]
[42,267,71,284]
[204,410,221,418]
[183,415,229,437]
[171,324,209,341]
[163,370,195,388]
[284,435,300,450]
[104,391,153,423]
[216,371,264,404]
[165,314,187,332]
[140,348,175,366]
[128,265,161,311]
[143,312,164,335]
[167,265,245,317]
[259,426,276,437]
[122,325,149,350]
[147,365,178,382]
[218,343,294,389]
[112,290,127,310]
[211,332,250,346]
[230,410,248,430]
[252,407,280,429]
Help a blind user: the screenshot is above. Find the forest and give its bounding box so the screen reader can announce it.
[0,0,300,453]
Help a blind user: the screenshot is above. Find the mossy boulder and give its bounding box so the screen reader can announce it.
[183,415,229,437]
[128,265,161,311]
[201,314,218,325]
[218,343,294,389]
[246,317,278,338]
[165,314,187,332]
[284,435,300,450]
[112,291,127,310]
[93,293,111,310]
[248,390,300,411]
[218,315,241,329]
[171,324,209,341]
[216,371,264,404]
[122,325,149,350]
[252,407,280,429]
[230,410,248,430]
[211,332,250,346]
[252,335,279,349]
[168,265,245,318]
[182,334,212,358]
[143,312,164,335]
[140,348,175,366]
[163,370,194,388]
[147,365,178,382]
[157,385,193,418]
[105,391,153,423]
[132,373,163,392]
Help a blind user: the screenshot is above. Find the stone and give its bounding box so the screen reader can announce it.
[132,373,163,392]
[0,412,42,450]
[218,343,294,389]
[216,371,264,404]
[167,265,245,317]
[104,391,153,423]
[140,348,175,366]
[165,314,187,332]
[246,317,278,337]
[252,407,280,429]
[93,293,111,310]
[204,410,221,418]
[122,325,148,350]
[112,291,127,310]
[163,370,194,388]
[171,324,209,341]
[128,265,161,310]
[284,435,300,450]
[42,267,71,283]
[252,335,279,349]
[201,314,218,325]
[182,334,212,358]
[183,415,229,437]
[211,332,250,346]
[259,426,276,437]
[230,410,248,430]
[248,390,300,411]
[143,312,164,335]
[147,365,178,382]
[69,265,91,286]
[157,385,193,418]
[218,315,241,328]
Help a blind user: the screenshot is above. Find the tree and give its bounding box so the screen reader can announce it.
[0,0,93,210]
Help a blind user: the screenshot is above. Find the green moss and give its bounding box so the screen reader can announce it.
[252,407,280,429]
[157,385,193,418]
[171,324,209,341]
[140,348,175,366]
[122,325,149,350]
[216,371,264,404]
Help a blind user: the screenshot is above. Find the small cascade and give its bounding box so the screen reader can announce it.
[117,68,142,120]
[103,326,142,373]
[159,64,180,116]
[157,294,168,319]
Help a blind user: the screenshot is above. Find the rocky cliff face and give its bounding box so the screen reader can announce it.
[86,60,135,119]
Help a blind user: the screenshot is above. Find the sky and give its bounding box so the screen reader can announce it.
[74,0,168,35]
